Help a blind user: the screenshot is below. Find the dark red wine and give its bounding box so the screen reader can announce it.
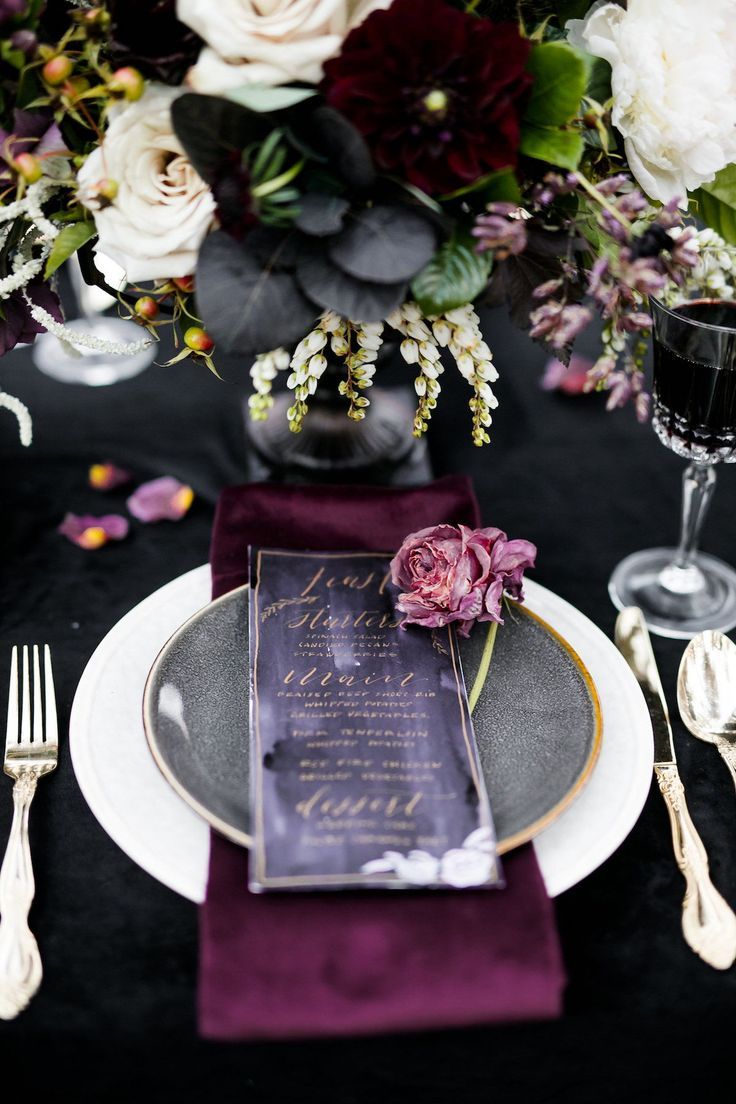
[652,298,736,461]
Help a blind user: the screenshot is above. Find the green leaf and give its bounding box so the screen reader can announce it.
[524,41,588,128]
[411,239,491,315]
[693,165,736,246]
[520,124,583,171]
[586,56,612,105]
[440,167,521,205]
[44,221,97,278]
[225,84,316,113]
[520,41,587,171]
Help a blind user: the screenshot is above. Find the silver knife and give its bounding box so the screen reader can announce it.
[615,606,736,970]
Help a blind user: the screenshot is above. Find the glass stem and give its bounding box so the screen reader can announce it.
[674,461,716,569]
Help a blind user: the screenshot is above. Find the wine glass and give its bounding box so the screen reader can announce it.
[32,253,155,386]
[609,294,736,638]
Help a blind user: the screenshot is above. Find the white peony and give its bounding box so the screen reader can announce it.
[178,0,392,91]
[567,0,736,206]
[77,84,216,283]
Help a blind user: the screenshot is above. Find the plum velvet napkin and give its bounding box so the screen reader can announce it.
[199,476,565,1040]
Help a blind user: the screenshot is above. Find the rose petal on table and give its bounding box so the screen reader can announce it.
[541,354,593,395]
[127,477,194,522]
[58,512,129,549]
[88,462,133,490]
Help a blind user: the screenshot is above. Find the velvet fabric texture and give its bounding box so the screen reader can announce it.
[199,476,565,1040]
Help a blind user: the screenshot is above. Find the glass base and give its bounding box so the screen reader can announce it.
[32,317,155,386]
[609,547,736,639]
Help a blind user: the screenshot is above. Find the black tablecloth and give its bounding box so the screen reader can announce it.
[1,310,735,1102]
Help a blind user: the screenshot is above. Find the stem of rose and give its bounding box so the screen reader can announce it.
[468,620,498,714]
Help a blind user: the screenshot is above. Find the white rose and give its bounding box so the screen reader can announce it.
[77,84,215,283]
[567,0,736,206]
[178,0,392,91]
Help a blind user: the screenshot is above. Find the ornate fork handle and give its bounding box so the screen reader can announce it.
[655,763,736,970]
[716,742,736,794]
[0,768,43,1020]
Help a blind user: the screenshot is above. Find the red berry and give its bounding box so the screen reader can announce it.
[14,153,42,184]
[135,296,159,321]
[173,275,195,293]
[43,55,74,86]
[184,327,215,353]
[108,67,144,101]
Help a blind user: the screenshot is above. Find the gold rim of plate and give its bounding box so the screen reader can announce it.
[142,585,603,856]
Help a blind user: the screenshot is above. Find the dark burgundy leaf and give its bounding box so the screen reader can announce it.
[196,230,317,354]
[296,248,406,320]
[295,194,350,237]
[329,205,438,284]
[171,95,269,186]
[290,105,375,192]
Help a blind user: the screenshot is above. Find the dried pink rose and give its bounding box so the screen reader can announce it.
[88,462,133,490]
[541,354,593,395]
[58,513,129,550]
[127,477,194,522]
[390,523,536,638]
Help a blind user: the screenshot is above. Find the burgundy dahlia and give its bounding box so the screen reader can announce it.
[322,0,532,196]
[107,0,201,84]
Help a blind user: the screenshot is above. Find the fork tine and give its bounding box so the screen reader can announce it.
[43,646,58,748]
[5,646,18,751]
[32,646,42,745]
[19,646,30,746]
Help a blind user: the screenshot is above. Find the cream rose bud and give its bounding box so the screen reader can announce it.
[567,0,736,206]
[77,84,215,283]
[178,0,392,91]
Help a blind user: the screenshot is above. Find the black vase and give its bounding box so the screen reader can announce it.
[245,344,432,486]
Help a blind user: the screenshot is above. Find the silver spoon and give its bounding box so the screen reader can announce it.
[677,630,736,790]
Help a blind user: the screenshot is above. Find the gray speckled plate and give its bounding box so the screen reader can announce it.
[143,586,601,854]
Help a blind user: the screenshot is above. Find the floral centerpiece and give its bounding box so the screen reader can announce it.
[1,0,736,448]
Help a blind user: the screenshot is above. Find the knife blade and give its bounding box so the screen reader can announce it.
[614,606,676,765]
[615,606,736,969]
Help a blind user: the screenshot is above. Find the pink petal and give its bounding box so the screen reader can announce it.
[88,462,133,491]
[127,477,194,523]
[58,512,129,550]
[541,354,593,395]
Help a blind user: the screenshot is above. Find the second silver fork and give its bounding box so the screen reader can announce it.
[0,645,58,1020]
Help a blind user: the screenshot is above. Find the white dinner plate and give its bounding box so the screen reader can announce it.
[69,566,653,900]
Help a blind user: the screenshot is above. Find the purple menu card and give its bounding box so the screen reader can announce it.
[248,549,502,892]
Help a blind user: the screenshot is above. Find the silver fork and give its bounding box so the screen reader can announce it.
[0,646,58,1019]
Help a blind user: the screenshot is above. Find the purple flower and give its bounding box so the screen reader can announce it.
[0,0,26,26]
[390,523,536,638]
[532,171,578,207]
[529,301,592,350]
[620,256,668,296]
[127,477,194,522]
[595,174,631,196]
[0,280,62,356]
[0,110,67,182]
[58,513,129,550]
[473,205,527,258]
[668,226,699,269]
[619,310,653,333]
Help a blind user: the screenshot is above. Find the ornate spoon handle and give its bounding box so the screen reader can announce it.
[655,763,736,970]
[0,772,43,1019]
[716,742,736,793]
